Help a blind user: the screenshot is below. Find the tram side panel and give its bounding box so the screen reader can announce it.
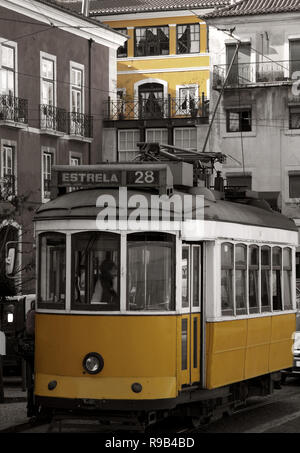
[34,314,179,401]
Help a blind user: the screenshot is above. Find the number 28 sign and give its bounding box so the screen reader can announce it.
[126,170,160,186]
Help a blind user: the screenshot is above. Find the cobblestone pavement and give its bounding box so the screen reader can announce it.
[0,377,28,431]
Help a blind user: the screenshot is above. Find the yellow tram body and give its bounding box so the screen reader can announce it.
[32,164,298,427]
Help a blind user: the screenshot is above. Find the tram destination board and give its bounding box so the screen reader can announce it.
[51,164,172,197]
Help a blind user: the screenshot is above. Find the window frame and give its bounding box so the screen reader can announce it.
[118,129,140,162]
[176,23,200,55]
[115,28,128,58]
[70,61,84,115]
[41,147,55,203]
[40,51,56,108]
[134,25,169,57]
[226,108,252,133]
[173,127,197,150]
[37,232,66,310]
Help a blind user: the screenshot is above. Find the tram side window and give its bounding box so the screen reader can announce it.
[38,233,66,308]
[272,247,282,311]
[248,245,259,314]
[221,243,234,316]
[72,232,120,311]
[283,247,293,310]
[235,244,247,315]
[127,233,174,311]
[261,246,271,312]
[182,246,190,308]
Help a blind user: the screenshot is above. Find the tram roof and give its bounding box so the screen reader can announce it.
[34,188,297,232]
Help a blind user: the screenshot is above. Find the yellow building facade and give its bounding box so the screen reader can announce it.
[86,1,229,162]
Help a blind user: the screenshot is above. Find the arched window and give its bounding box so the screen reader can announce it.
[138,83,164,119]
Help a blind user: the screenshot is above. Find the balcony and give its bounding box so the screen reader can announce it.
[40,104,67,136]
[0,95,28,127]
[0,174,16,199]
[68,112,93,142]
[104,94,209,122]
[213,61,296,90]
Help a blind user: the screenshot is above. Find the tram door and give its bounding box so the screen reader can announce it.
[181,244,202,386]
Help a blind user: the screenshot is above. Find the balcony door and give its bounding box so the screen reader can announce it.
[226,43,251,85]
[138,83,164,119]
[290,40,300,77]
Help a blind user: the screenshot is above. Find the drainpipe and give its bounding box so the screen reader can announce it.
[88,38,93,164]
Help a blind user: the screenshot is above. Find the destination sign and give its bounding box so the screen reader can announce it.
[51,164,173,198]
[58,171,122,186]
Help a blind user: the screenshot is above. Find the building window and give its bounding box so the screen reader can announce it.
[146,128,168,145]
[71,65,84,115]
[289,106,300,129]
[118,129,140,162]
[41,54,56,107]
[1,145,16,196]
[290,39,300,77]
[138,83,164,119]
[226,109,252,132]
[42,149,54,202]
[135,26,169,57]
[115,29,128,58]
[1,44,16,96]
[289,173,300,198]
[177,85,198,115]
[226,174,252,190]
[174,127,197,150]
[70,155,81,166]
[177,24,200,54]
[226,43,251,85]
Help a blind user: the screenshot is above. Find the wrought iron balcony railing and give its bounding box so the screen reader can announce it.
[0,95,28,124]
[68,112,93,138]
[40,104,67,133]
[104,94,209,121]
[213,60,297,89]
[0,174,16,199]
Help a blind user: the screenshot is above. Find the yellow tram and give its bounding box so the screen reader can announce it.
[32,161,298,429]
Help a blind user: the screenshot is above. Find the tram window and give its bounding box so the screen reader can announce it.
[182,247,189,308]
[235,244,247,315]
[272,247,282,311]
[192,246,201,307]
[72,232,120,311]
[283,247,293,310]
[261,246,271,312]
[221,243,234,316]
[249,245,259,314]
[127,233,174,311]
[38,233,66,308]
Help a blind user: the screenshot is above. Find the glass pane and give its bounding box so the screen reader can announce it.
[283,270,292,310]
[127,238,173,311]
[249,246,259,266]
[261,246,271,266]
[272,247,282,267]
[249,269,259,313]
[73,232,120,310]
[221,243,233,267]
[42,58,54,79]
[283,247,292,269]
[235,269,247,314]
[193,247,200,307]
[221,269,233,315]
[193,317,198,369]
[235,244,246,266]
[261,269,271,311]
[289,175,300,198]
[39,233,66,307]
[227,111,240,132]
[2,45,14,68]
[182,247,189,308]
[272,269,282,310]
[177,24,200,54]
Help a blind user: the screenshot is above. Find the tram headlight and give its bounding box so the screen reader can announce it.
[83,353,104,375]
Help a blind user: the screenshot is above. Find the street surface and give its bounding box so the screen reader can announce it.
[1,376,300,433]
